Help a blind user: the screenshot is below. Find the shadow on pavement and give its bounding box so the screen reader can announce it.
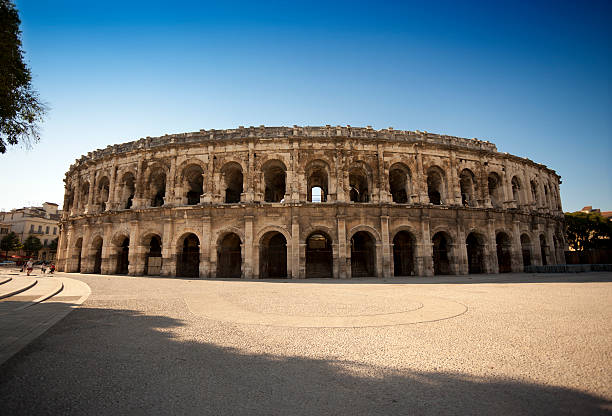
[0,305,609,415]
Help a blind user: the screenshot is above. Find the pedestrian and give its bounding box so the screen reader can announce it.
[49,263,55,274]
[26,259,34,276]
[41,262,47,274]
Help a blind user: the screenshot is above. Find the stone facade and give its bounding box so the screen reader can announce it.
[56,125,566,278]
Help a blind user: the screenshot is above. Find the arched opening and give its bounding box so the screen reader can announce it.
[91,236,103,274]
[116,236,130,275]
[306,161,329,202]
[263,160,286,202]
[217,233,241,278]
[259,232,287,278]
[466,232,485,274]
[148,168,166,207]
[459,169,476,207]
[432,232,451,275]
[74,237,83,273]
[488,172,502,208]
[79,182,90,212]
[222,163,243,204]
[389,163,411,204]
[183,164,204,205]
[539,234,549,265]
[393,231,415,276]
[65,188,75,214]
[97,177,110,212]
[119,172,135,209]
[511,176,521,205]
[521,234,532,267]
[349,167,369,203]
[351,231,376,277]
[177,234,200,278]
[144,235,162,276]
[496,232,512,273]
[544,184,550,209]
[427,167,445,205]
[306,232,333,278]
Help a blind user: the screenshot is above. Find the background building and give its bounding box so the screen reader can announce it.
[0,202,61,261]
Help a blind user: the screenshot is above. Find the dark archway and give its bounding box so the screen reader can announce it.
[432,232,451,275]
[217,233,241,278]
[260,232,287,278]
[466,232,485,274]
[393,231,415,276]
[116,237,129,275]
[74,237,83,273]
[306,161,329,202]
[427,167,445,205]
[496,232,512,273]
[306,232,333,278]
[389,163,411,204]
[119,172,135,209]
[144,235,162,276]
[223,163,243,204]
[349,167,370,203]
[263,160,286,203]
[92,237,103,274]
[521,234,531,268]
[459,169,476,207]
[177,234,200,278]
[183,164,204,205]
[488,173,502,208]
[540,234,548,266]
[351,231,376,277]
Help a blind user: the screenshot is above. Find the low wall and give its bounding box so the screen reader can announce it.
[525,264,612,273]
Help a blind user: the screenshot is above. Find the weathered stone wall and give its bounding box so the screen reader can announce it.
[57,126,565,278]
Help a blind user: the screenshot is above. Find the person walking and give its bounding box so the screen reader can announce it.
[41,262,47,274]
[49,263,55,274]
[26,259,34,276]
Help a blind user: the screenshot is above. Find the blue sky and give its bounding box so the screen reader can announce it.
[1,0,610,212]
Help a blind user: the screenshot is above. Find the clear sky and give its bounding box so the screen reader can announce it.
[1,0,610,212]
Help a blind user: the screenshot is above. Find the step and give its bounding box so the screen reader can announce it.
[0,277,91,366]
[0,277,37,300]
[0,277,11,285]
[0,278,63,314]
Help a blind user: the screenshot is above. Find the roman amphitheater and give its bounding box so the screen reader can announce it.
[56,125,566,279]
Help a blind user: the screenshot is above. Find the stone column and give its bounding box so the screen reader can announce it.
[418,217,433,276]
[416,150,427,203]
[290,141,300,202]
[486,218,499,273]
[107,165,117,211]
[132,160,147,209]
[166,157,177,206]
[127,220,139,276]
[244,215,254,278]
[337,214,348,278]
[375,143,385,203]
[512,220,523,272]
[58,225,70,272]
[291,216,300,278]
[380,214,391,278]
[80,224,91,273]
[334,149,345,203]
[200,216,211,278]
[547,228,557,265]
[160,218,175,276]
[100,222,113,274]
[455,223,468,275]
[84,177,95,214]
[448,151,462,206]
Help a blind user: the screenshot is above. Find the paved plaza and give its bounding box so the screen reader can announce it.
[0,271,611,415]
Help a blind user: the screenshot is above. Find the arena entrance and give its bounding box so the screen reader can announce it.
[92,237,103,274]
[177,234,200,278]
[260,232,287,278]
[540,235,548,265]
[144,235,162,276]
[496,232,512,273]
[432,232,451,275]
[393,231,415,276]
[116,237,129,275]
[466,232,485,274]
[306,232,333,278]
[217,233,241,278]
[351,231,376,277]
[521,234,532,268]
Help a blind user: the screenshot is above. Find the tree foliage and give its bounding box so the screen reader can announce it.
[0,231,21,256]
[49,237,58,251]
[23,235,42,255]
[0,0,46,153]
[565,211,612,251]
